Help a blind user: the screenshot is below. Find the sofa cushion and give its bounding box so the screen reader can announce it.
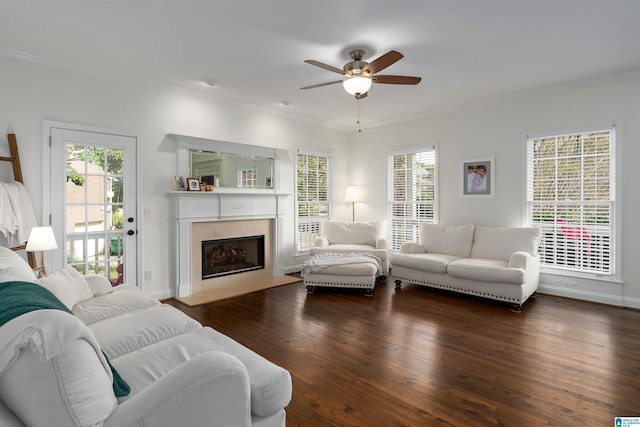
[37,265,93,310]
[420,224,475,258]
[72,283,160,325]
[0,246,36,282]
[111,327,292,418]
[389,252,458,274]
[470,226,541,261]
[447,258,526,284]
[320,220,384,246]
[88,304,201,359]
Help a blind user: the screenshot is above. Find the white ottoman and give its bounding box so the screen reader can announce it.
[303,261,378,297]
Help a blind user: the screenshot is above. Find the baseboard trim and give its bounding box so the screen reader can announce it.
[147,289,174,301]
[285,264,303,274]
[538,283,624,307]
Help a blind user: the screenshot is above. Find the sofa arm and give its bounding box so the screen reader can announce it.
[508,251,535,269]
[314,237,329,247]
[399,242,426,254]
[105,351,252,427]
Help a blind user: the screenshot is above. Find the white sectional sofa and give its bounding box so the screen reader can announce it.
[0,246,292,426]
[310,220,389,276]
[389,224,541,311]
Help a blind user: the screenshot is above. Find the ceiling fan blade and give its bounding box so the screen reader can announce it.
[304,60,345,75]
[362,50,403,75]
[373,75,422,85]
[300,80,344,90]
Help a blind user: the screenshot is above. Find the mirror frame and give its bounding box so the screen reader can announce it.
[170,134,283,192]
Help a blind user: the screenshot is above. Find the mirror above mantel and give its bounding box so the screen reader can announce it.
[170,134,285,191]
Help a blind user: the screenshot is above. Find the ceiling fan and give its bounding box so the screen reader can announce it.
[301,49,421,99]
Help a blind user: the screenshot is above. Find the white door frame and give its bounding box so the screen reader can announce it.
[42,120,144,288]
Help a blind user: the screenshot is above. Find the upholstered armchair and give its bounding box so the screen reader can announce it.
[310,220,389,276]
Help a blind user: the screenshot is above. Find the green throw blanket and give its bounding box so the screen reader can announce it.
[0,280,130,397]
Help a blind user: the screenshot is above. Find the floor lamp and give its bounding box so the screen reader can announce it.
[344,186,362,221]
[26,226,58,277]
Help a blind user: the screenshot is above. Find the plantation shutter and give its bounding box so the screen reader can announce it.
[387,145,437,251]
[296,148,331,255]
[526,127,615,276]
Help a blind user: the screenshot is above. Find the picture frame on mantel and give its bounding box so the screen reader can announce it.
[186,178,201,191]
[173,175,185,191]
[462,157,494,198]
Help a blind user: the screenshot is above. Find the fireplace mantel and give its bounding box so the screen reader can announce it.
[172,190,289,297]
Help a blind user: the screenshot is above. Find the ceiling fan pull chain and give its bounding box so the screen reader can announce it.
[357,99,362,133]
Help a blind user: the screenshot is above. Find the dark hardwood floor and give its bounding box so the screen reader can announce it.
[165,278,640,426]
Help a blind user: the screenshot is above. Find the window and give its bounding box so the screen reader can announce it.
[239,168,257,188]
[387,145,437,251]
[296,148,331,255]
[525,125,616,278]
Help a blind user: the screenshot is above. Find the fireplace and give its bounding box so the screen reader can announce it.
[172,190,287,298]
[202,235,265,279]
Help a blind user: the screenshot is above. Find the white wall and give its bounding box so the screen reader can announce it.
[3,54,640,307]
[348,73,640,308]
[0,56,349,298]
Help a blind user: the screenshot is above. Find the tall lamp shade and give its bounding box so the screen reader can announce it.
[25,226,58,274]
[345,186,363,221]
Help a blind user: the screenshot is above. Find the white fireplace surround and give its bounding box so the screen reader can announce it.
[170,134,289,298]
[172,190,288,297]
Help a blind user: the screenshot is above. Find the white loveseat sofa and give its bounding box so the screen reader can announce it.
[389,224,541,311]
[0,246,292,427]
[310,220,389,276]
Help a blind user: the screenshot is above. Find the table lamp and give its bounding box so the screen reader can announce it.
[26,226,58,276]
[344,186,363,221]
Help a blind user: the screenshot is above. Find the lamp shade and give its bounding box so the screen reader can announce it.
[25,226,58,251]
[342,76,372,96]
[344,186,363,203]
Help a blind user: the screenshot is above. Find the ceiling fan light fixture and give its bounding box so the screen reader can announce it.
[343,76,372,96]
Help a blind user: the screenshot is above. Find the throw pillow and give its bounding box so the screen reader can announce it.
[0,246,37,282]
[38,265,93,310]
[84,274,114,296]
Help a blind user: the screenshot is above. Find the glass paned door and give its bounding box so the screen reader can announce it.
[49,127,137,286]
[65,144,125,283]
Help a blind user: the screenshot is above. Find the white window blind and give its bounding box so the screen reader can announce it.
[526,127,615,276]
[387,146,437,251]
[296,149,331,255]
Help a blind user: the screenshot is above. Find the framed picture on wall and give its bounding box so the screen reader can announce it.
[462,157,494,198]
[186,178,201,191]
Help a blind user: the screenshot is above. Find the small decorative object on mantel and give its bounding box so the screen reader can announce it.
[173,175,186,191]
[202,184,214,192]
[186,178,201,191]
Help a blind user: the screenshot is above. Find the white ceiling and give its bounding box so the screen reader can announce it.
[3,1,640,131]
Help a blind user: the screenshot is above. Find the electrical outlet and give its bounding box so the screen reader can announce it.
[144,270,152,281]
